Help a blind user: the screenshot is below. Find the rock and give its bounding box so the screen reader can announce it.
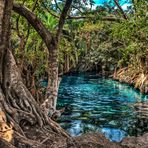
[121,133,148,148]
[75,133,122,148]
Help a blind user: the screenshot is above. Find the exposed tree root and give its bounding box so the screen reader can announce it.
[113,66,148,94]
[0,47,72,147]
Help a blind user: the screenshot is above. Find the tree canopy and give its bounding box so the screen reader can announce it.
[0,0,147,147]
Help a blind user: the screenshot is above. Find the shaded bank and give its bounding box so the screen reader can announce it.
[113,67,148,94]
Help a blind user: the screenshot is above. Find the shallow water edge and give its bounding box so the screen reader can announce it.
[57,73,148,142]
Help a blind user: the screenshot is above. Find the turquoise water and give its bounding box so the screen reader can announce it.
[57,73,148,142]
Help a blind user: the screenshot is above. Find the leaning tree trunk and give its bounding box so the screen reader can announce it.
[41,0,73,118]
[12,1,73,118]
[0,0,70,147]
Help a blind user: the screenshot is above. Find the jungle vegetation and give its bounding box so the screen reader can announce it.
[0,0,147,147]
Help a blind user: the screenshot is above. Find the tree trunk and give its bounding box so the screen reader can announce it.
[0,1,70,147]
[43,40,59,115]
[41,0,73,117]
[12,1,73,118]
[0,0,4,42]
[12,4,62,117]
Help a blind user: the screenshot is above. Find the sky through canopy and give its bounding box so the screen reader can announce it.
[93,0,132,10]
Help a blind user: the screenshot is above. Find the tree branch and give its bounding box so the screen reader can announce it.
[54,0,62,12]
[67,16,123,22]
[101,16,123,22]
[114,0,128,20]
[43,2,123,22]
[56,0,73,40]
[43,3,59,19]
[13,3,53,49]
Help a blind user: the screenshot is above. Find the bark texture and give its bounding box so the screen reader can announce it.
[13,1,72,117]
[0,0,70,146]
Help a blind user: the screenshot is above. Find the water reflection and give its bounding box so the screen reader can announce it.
[101,128,126,142]
[57,73,148,142]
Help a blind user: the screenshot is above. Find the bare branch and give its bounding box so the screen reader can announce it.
[44,7,123,22]
[114,0,128,20]
[43,1,123,22]
[43,4,59,18]
[54,0,62,12]
[56,0,73,40]
[71,4,83,14]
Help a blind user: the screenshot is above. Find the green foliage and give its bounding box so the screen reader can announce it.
[110,0,148,67]
[81,22,104,31]
[39,12,58,32]
[73,0,148,71]
[11,0,148,77]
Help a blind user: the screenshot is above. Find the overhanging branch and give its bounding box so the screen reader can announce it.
[13,3,53,48]
[114,0,128,20]
[44,5,123,22]
[13,2,123,51]
[56,0,73,39]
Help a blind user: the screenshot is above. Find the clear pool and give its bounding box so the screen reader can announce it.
[57,73,148,142]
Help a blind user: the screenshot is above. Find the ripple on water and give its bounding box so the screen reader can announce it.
[57,73,148,142]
